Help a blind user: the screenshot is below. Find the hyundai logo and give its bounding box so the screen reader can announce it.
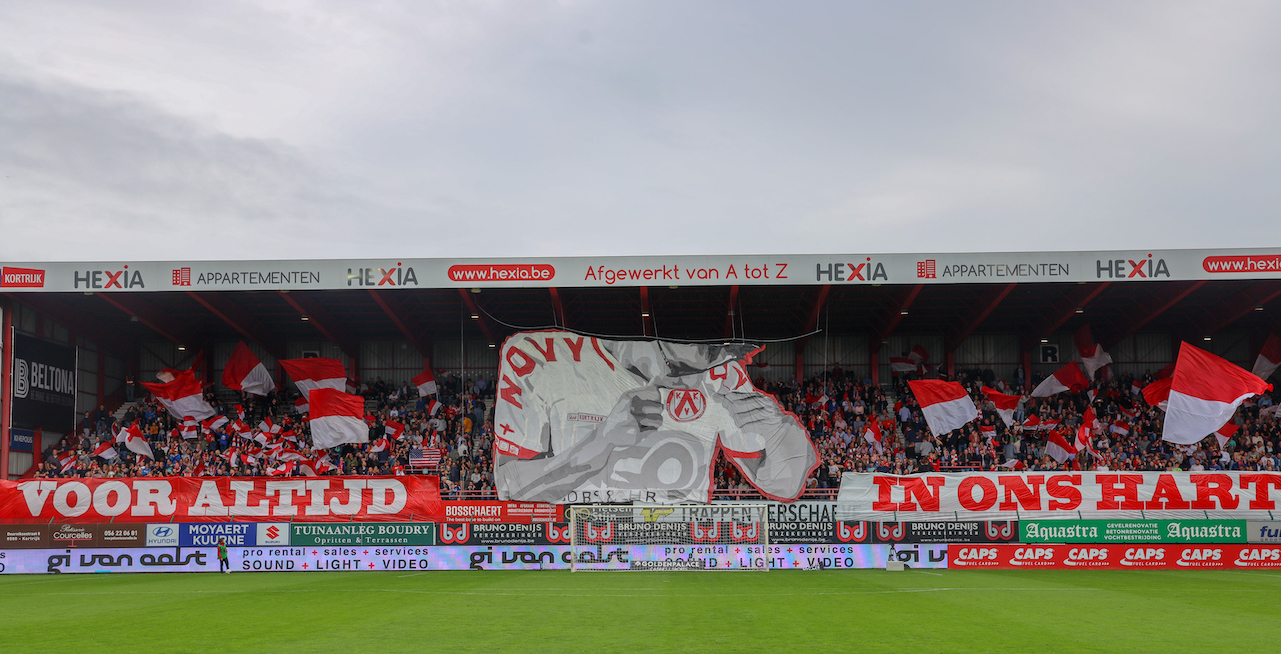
[154,527,173,537]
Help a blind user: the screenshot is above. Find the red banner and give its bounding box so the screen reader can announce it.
[439,501,562,524]
[948,543,1281,570]
[838,471,1281,521]
[0,476,442,524]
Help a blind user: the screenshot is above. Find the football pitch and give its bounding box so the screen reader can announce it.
[1,569,1278,653]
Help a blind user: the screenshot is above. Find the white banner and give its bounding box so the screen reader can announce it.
[836,471,1281,522]
[493,332,818,504]
[0,544,943,573]
[2,248,1280,292]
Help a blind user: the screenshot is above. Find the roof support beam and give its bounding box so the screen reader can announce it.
[1024,282,1112,340]
[873,284,923,342]
[793,285,831,381]
[1185,281,1281,339]
[640,286,653,338]
[946,283,1017,352]
[2,294,134,357]
[186,291,285,360]
[723,285,740,339]
[457,289,499,346]
[367,290,433,367]
[1102,281,1207,349]
[548,287,567,329]
[95,292,193,347]
[277,291,359,360]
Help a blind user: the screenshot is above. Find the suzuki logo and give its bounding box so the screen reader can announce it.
[666,389,707,422]
[265,526,280,540]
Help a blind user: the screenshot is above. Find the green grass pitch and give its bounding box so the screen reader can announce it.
[2,569,1278,653]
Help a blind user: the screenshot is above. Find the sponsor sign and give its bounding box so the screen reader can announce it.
[0,476,442,523]
[1,266,45,288]
[0,248,1269,293]
[8,428,35,453]
[10,333,77,432]
[0,544,945,574]
[1021,520,1246,543]
[0,524,50,548]
[4,547,215,574]
[290,523,435,547]
[1248,522,1281,544]
[436,522,572,546]
[948,544,1281,570]
[37,523,145,548]
[439,502,561,524]
[837,471,1281,521]
[258,522,289,546]
[146,524,179,547]
[495,331,818,504]
[179,522,291,547]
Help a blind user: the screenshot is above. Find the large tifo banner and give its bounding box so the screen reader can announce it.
[0,544,948,574]
[494,331,818,504]
[0,476,441,523]
[837,472,1281,521]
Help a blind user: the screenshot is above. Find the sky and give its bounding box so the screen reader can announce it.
[1,0,1279,261]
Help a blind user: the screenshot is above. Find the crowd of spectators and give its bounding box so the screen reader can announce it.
[34,372,500,499]
[714,364,1279,499]
[35,362,1280,502]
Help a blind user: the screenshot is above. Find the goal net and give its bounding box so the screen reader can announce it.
[569,504,770,571]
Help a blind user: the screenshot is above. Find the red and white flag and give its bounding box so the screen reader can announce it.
[280,358,347,400]
[308,388,369,449]
[93,441,118,460]
[980,424,998,447]
[998,459,1025,470]
[1155,362,1176,379]
[1046,430,1077,464]
[258,417,282,435]
[370,437,390,453]
[1040,418,1061,431]
[191,460,206,477]
[1111,420,1131,435]
[202,415,229,433]
[413,369,438,396]
[141,369,215,421]
[180,416,199,440]
[1253,334,1281,381]
[890,345,929,373]
[1031,362,1091,398]
[1215,422,1240,449]
[56,452,76,472]
[1142,377,1172,410]
[1164,341,1273,445]
[428,399,443,417]
[863,421,884,454]
[124,423,154,459]
[266,462,295,477]
[222,447,240,467]
[1022,414,1041,430]
[222,342,276,396]
[294,397,309,414]
[1074,325,1113,379]
[1130,380,1145,396]
[346,378,359,394]
[1073,423,1093,453]
[981,387,1020,427]
[235,404,246,421]
[384,420,405,440]
[908,379,978,437]
[1083,406,1102,432]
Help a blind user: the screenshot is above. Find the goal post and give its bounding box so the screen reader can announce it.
[569,504,770,571]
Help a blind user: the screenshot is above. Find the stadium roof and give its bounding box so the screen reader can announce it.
[3,248,1279,357]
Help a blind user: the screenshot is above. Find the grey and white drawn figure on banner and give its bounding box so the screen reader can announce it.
[494,331,819,504]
